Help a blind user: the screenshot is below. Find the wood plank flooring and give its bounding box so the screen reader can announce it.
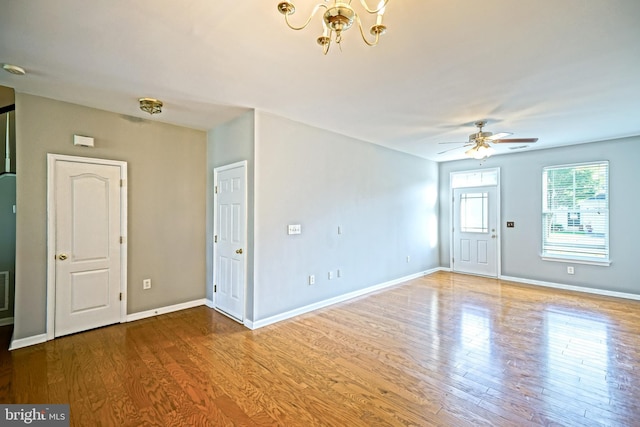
[1,271,639,426]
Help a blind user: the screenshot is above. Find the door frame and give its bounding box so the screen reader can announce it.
[46,154,128,340]
[212,160,248,323]
[449,168,501,278]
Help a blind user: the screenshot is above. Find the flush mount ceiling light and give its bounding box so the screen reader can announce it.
[138,98,163,115]
[2,64,26,75]
[277,0,389,54]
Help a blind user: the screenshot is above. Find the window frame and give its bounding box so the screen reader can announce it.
[541,161,610,266]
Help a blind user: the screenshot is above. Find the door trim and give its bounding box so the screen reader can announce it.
[212,160,247,323]
[449,168,501,278]
[46,154,128,341]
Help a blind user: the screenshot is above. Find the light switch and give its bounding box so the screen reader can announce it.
[288,224,301,235]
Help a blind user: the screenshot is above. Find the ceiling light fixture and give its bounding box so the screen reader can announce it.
[277,0,389,55]
[2,64,26,76]
[139,98,163,115]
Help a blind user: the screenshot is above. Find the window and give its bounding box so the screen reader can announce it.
[451,169,498,188]
[542,161,609,264]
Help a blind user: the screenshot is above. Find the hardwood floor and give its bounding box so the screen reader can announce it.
[1,271,639,426]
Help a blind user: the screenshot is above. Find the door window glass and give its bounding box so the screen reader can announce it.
[460,192,488,233]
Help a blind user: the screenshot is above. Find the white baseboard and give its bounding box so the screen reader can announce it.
[0,317,14,327]
[10,333,47,351]
[205,298,214,309]
[126,298,207,322]
[500,275,640,301]
[9,299,208,350]
[246,269,437,330]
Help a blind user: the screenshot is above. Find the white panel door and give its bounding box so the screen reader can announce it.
[214,162,246,321]
[54,159,123,337]
[453,186,498,277]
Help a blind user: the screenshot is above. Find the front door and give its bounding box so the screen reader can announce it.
[214,161,246,322]
[452,186,498,277]
[49,155,126,337]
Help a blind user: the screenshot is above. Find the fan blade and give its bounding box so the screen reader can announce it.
[493,138,538,143]
[487,132,512,140]
[438,141,467,145]
[438,143,473,155]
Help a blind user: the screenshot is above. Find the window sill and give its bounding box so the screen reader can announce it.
[541,255,611,267]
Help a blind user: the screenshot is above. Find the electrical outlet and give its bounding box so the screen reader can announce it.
[337,269,341,278]
[567,266,575,275]
[143,279,151,289]
[328,271,333,280]
[308,275,315,285]
[406,255,411,263]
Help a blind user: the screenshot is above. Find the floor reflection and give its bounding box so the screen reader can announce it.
[461,305,492,356]
[455,304,499,384]
[543,308,611,411]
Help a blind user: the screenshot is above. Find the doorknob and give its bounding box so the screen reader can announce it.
[235,248,243,254]
[58,254,68,260]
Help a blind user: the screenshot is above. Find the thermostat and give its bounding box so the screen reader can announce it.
[73,134,94,147]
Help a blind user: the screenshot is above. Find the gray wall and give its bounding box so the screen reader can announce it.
[14,93,207,339]
[439,137,640,295]
[252,112,439,320]
[206,111,255,319]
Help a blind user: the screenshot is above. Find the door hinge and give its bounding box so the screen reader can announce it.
[214,235,217,243]
[119,292,123,301]
[214,284,217,293]
[121,179,126,187]
[215,185,218,194]
[120,236,124,244]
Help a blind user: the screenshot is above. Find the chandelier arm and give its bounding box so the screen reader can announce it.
[322,37,331,55]
[355,15,381,46]
[284,4,328,30]
[358,0,389,14]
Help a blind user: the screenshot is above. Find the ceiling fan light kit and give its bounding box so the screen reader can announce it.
[466,143,495,160]
[277,0,388,55]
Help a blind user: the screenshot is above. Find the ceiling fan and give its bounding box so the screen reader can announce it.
[438,120,538,159]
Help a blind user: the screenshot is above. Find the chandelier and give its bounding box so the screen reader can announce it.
[277,0,389,54]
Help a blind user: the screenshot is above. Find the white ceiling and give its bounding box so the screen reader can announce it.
[1,0,639,161]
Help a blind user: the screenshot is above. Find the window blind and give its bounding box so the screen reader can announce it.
[542,161,609,261]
